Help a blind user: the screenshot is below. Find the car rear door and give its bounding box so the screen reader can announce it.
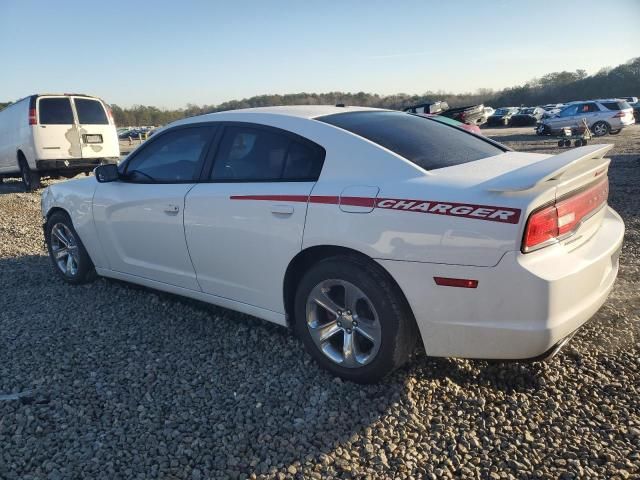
[92,125,216,289]
[34,96,81,160]
[72,96,119,159]
[184,123,325,314]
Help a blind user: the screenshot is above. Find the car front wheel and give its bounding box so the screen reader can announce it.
[45,211,97,284]
[294,255,417,383]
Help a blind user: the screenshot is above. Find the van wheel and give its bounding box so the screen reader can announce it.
[18,156,41,192]
[45,211,97,284]
[592,121,610,137]
[294,255,417,383]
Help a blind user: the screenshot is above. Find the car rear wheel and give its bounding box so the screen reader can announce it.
[294,255,417,383]
[592,121,610,137]
[45,211,97,284]
[19,156,41,192]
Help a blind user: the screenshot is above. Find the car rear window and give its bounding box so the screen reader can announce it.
[75,98,108,124]
[38,98,74,125]
[317,111,504,171]
[601,101,631,111]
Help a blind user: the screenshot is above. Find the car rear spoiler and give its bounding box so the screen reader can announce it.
[484,144,613,192]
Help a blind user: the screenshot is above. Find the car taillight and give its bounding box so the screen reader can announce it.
[28,108,37,125]
[522,178,609,252]
[105,104,114,123]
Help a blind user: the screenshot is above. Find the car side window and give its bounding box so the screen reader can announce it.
[123,126,213,183]
[577,103,599,113]
[559,105,579,117]
[210,126,324,182]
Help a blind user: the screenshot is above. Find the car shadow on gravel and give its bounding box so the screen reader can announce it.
[0,253,560,476]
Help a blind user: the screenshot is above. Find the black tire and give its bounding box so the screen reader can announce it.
[45,211,97,284]
[294,255,417,383]
[18,155,41,192]
[591,121,610,137]
[557,140,565,147]
[574,139,583,147]
[563,139,571,147]
[609,129,621,135]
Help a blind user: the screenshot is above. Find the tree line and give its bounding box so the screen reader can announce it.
[2,57,638,127]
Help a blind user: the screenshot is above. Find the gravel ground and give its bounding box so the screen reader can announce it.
[0,125,639,479]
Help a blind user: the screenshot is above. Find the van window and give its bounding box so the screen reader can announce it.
[75,98,108,124]
[39,98,74,125]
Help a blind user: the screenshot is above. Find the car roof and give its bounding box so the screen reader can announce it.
[177,105,388,126]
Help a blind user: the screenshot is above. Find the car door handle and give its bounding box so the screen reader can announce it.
[164,204,180,215]
[271,204,294,215]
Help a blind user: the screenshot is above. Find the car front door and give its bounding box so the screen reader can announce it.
[93,125,216,289]
[184,123,325,315]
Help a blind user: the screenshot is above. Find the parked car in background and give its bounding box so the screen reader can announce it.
[509,107,546,126]
[486,107,519,127]
[542,103,566,118]
[630,101,640,123]
[0,93,119,190]
[537,99,634,137]
[419,113,483,135]
[480,107,495,124]
[440,104,485,125]
[41,105,624,383]
[621,96,638,104]
[403,101,448,115]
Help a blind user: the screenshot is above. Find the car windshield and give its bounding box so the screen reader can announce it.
[317,111,504,171]
[520,108,535,114]
[494,108,510,115]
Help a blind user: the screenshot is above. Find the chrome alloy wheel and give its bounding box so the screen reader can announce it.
[305,279,382,368]
[593,122,608,136]
[50,223,80,276]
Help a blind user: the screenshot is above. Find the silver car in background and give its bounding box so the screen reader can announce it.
[538,99,635,136]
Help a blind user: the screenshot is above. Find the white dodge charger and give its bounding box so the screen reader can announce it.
[41,106,624,383]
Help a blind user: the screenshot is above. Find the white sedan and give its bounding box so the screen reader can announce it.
[41,106,624,383]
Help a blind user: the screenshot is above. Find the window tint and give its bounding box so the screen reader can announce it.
[578,103,600,113]
[124,127,212,182]
[317,111,504,171]
[39,98,74,125]
[211,126,324,181]
[75,98,108,124]
[602,101,630,111]
[282,141,324,180]
[559,105,579,117]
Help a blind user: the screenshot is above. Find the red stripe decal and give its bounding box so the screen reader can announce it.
[230,195,520,224]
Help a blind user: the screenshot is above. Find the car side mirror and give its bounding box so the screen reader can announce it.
[95,163,120,183]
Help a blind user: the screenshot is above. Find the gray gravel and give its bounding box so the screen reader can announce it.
[1,125,639,479]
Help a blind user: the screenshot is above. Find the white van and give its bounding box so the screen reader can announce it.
[0,94,120,190]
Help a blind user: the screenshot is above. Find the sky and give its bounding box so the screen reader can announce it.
[1,0,638,109]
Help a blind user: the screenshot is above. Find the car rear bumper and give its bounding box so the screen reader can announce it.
[378,206,624,360]
[36,157,118,173]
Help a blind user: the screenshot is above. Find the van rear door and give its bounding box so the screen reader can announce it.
[35,96,81,160]
[72,97,119,159]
